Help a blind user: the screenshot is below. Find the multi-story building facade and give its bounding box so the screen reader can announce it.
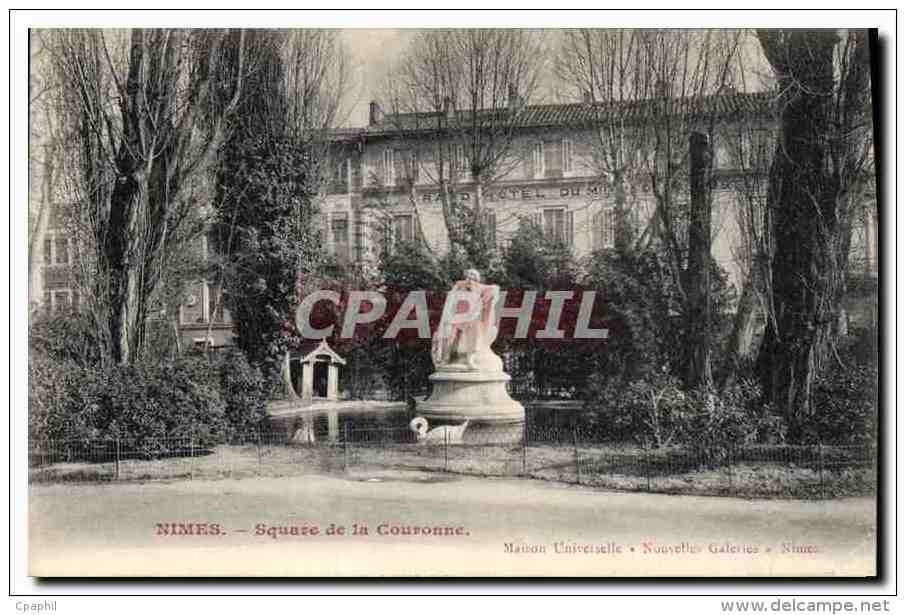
[33,91,878,347]
[32,202,238,349]
[319,93,878,296]
[34,206,80,315]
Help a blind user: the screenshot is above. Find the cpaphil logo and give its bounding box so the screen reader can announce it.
[293,286,609,342]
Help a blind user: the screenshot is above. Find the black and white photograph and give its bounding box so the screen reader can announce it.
[13,11,887,589]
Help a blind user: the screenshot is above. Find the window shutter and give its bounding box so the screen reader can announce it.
[605,209,615,247]
[524,149,533,179]
[545,140,562,177]
[562,138,572,174]
[410,150,420,183]
[534,142,545,178]
[394,149,406,186]
[484,211,497,247]
[382,149,395,185]
[592,211,601,250]
[567,210,575,247]
[453,144,467,178]
[382,217,392,253]
[55,237,69,265]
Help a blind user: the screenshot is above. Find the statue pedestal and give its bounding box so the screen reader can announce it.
[417,366,525,444]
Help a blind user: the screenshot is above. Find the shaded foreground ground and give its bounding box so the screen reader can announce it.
[30,439,876,500]
[29,470,876,577]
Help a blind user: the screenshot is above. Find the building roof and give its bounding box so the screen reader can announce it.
[294,339,346,365]
[332,91,775,142]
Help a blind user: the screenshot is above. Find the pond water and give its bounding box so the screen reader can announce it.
[305,400,583,443]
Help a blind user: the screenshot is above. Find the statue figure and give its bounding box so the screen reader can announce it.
[431,269,501,371]
[418,268,524,444]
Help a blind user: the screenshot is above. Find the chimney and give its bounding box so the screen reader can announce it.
[368,101,384,126]
[443,96,455,120]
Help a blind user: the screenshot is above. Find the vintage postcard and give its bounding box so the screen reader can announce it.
[24,23,879,578]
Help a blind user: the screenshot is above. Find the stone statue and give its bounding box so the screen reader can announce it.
[417,268,524,444]
[431,269,502,372]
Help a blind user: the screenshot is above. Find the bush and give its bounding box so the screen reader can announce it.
[674,380,786,461]
[30,354,227,447]
[28,354,95,442]
[804,362,877,445]
[580,371,686,444]
[215,349,269,438]
[29,312,100,367]
[28,349,270,449]
[580,250,736,387]
[582,373,785,458]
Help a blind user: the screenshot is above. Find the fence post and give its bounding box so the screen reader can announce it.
[114,438,121,481]
[573,426,581,485]
[343,423,349,472]
[522,422,527,476]
[726,446,733,495]
[818,442,825,499]
[643,442,651,492]
[256,430,262,476]
[190,431,196,481]
[444,428,449,472]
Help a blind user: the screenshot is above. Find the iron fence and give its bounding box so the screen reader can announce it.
[28,426,876,499]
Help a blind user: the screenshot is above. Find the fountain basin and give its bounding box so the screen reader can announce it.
[417,369,525,444]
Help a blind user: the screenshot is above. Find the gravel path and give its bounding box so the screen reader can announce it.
[29,470,877,577]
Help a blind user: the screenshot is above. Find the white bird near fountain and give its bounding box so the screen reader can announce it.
[409,417,469,444]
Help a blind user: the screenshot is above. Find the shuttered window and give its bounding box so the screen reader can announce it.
[55,237,69,265]
[382,149,394,185]
[541,208,574,246]
[483,211,497,248]
[562,138,573,174]
[593,209,616,249]
[532,142,544,178]
[331,213,350,262]
[393,214,414,245]
[453,144,467,178]
[544,140,562,177]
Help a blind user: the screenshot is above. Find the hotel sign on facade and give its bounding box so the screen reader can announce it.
[417,182,607,204]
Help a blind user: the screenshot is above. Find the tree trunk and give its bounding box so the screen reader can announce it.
[726,272,765,362]
[685,131,712,388]
[104,166,149,365]
[613,171,632,258]
[754,29,860,433]
[469,176,490,270]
